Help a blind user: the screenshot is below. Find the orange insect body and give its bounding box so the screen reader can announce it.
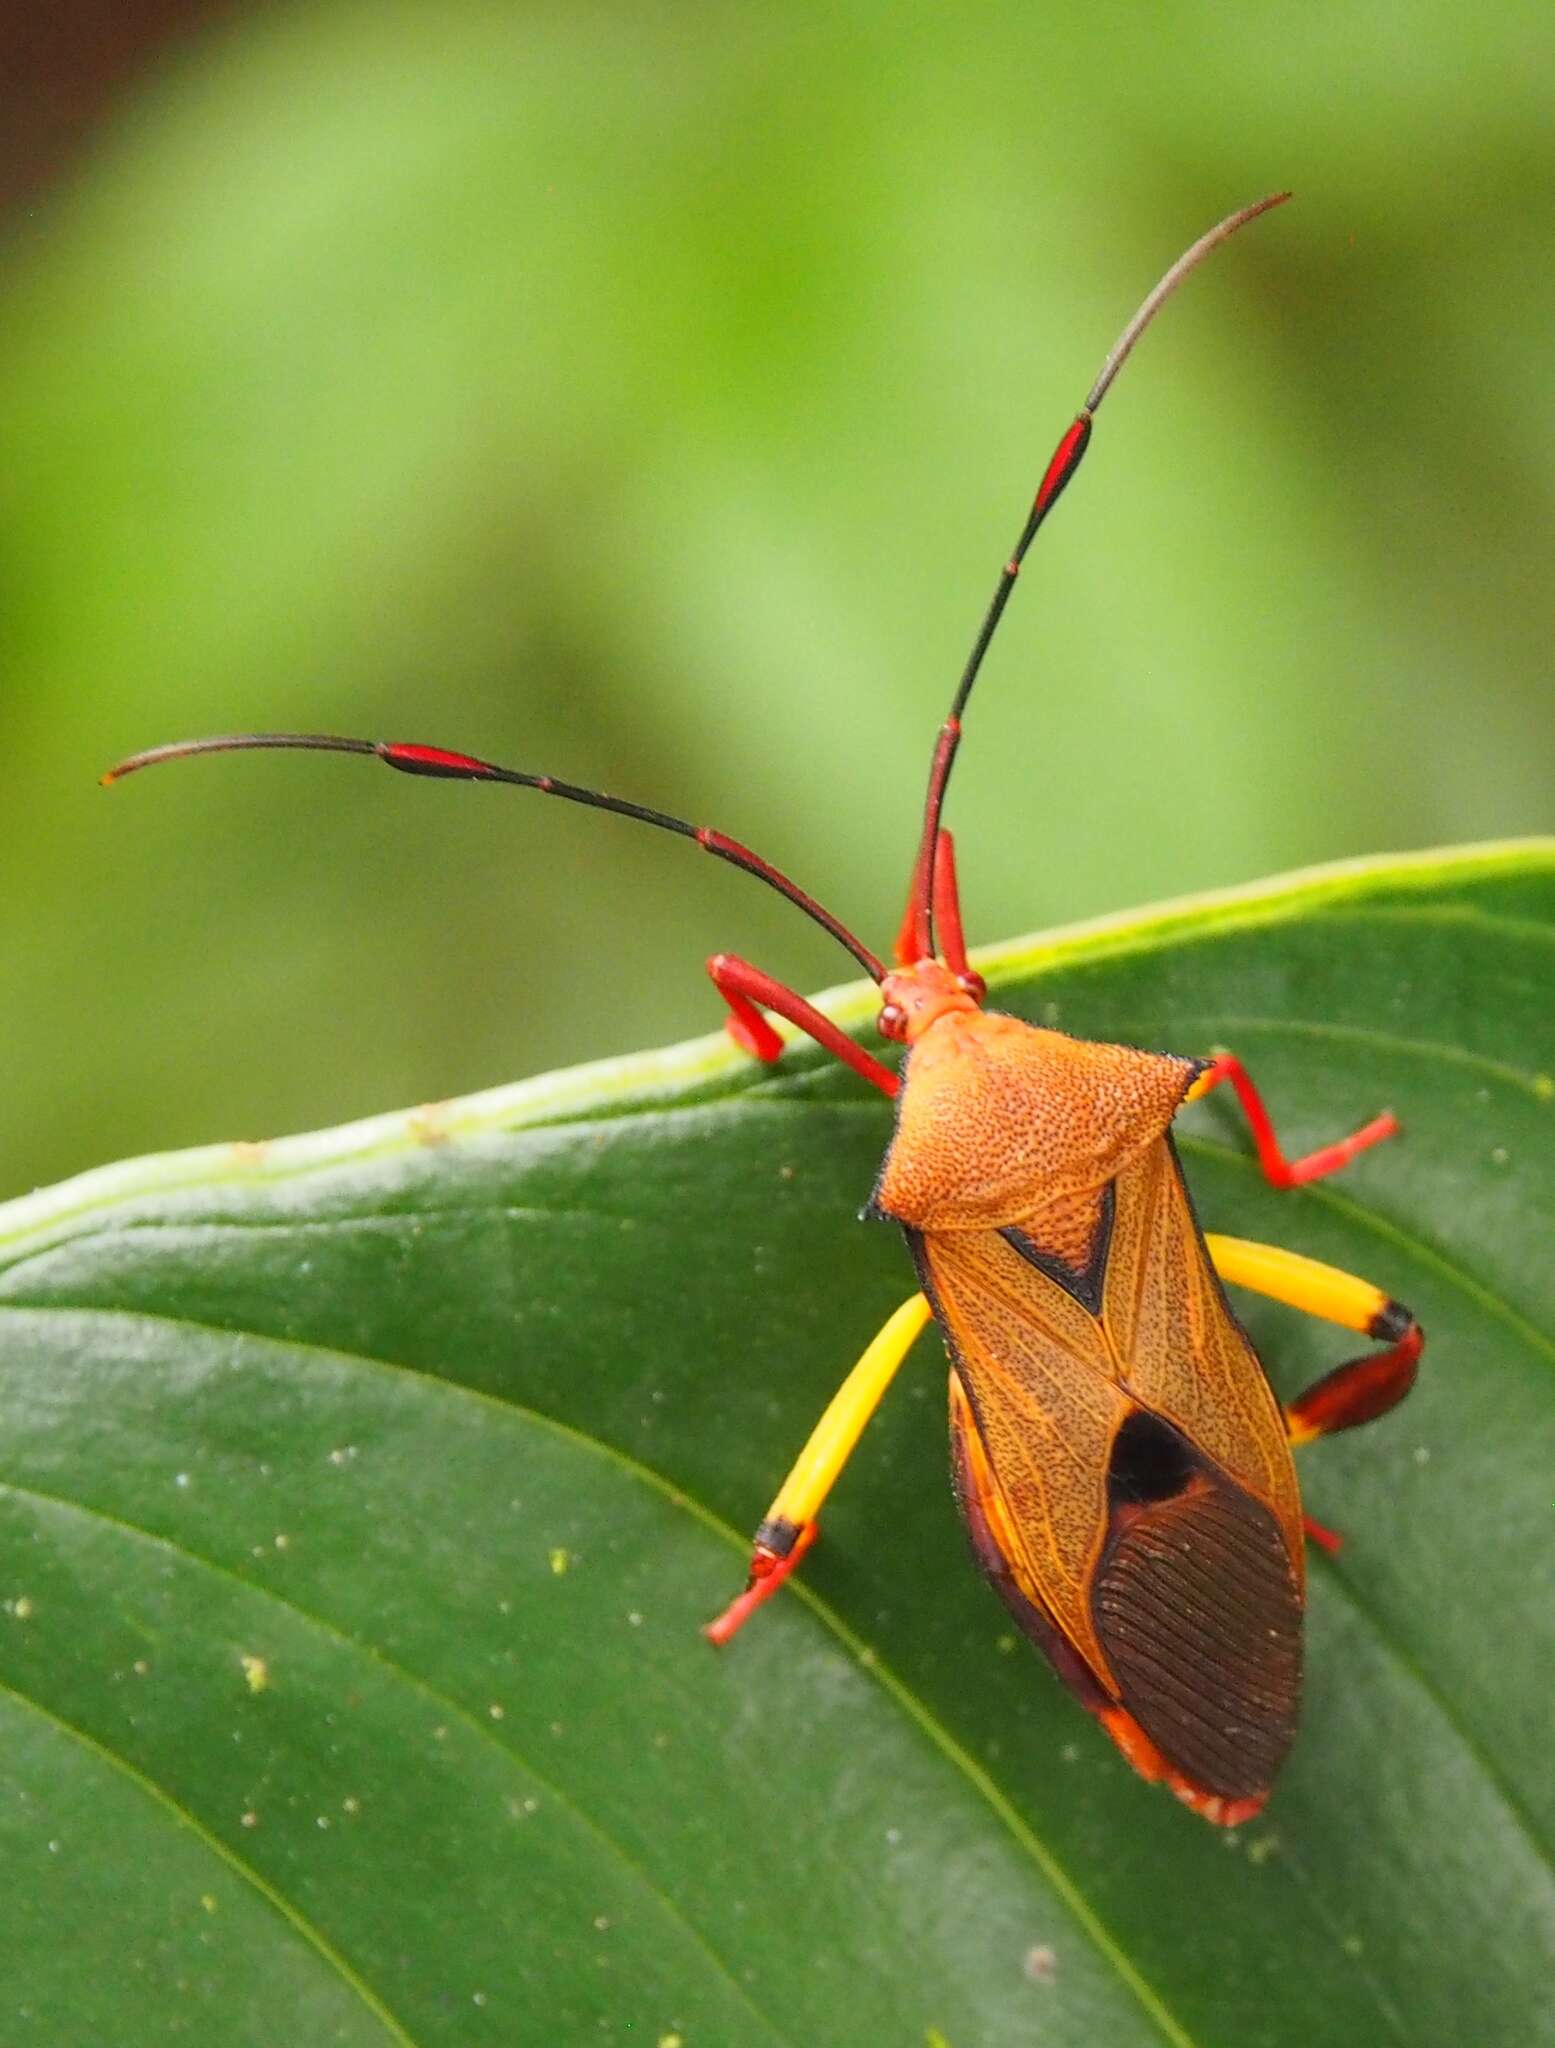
[874,981,1304,1822]
[105,195,1423,1825]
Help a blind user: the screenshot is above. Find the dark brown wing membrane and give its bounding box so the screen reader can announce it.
[1094,1465,1303,1801]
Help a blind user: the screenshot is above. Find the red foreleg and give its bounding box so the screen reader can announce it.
[708,954,899,1097]
[1192,1054,1398,1189]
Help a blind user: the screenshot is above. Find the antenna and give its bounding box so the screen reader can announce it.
[897,192,1292,966]
[103,733,886,982]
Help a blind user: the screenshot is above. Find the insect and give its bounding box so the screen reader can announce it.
[105,193,1423,1824]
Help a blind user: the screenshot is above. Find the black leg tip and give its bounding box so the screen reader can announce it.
[1368,1298,1416,1344]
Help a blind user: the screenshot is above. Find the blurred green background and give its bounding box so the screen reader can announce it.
[1,1,1551,1201]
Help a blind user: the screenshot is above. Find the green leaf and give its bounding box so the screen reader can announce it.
[2,840,1552,2046]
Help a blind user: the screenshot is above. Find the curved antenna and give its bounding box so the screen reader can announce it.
[104,732,886,982]
[897,192,1291,966]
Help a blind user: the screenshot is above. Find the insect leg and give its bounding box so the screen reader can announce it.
[1207,1232,1423,1551]
[1186,1053,1398,1187]
[707,953,899,1096]
[703,1292,933,1644]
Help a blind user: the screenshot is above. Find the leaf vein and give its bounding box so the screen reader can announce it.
[0,1672,417,2047]
[0,1304,1192,2048]
[0,1472,799,2048]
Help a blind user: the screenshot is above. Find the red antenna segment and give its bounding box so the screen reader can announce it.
[103,733,886,982]
[106,199,1291,1004]
[896,192,1291,968]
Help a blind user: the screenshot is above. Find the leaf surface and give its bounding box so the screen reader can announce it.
[2,842,1553,2046]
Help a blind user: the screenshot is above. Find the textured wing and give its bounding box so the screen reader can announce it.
[912,1227,1129,1676]
[919,1129,1306,1809]
[1095,1464,1302,1802]
[948,1364,1301,1812]
[1101,1134,1304,1568]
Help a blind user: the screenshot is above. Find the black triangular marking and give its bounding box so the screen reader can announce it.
[999,1180,1115,1319]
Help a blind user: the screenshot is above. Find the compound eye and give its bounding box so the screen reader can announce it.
[956,970,987,1004]
[877,1001,907,1043]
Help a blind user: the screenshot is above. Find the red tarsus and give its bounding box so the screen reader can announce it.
[703,1521,820,1646]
